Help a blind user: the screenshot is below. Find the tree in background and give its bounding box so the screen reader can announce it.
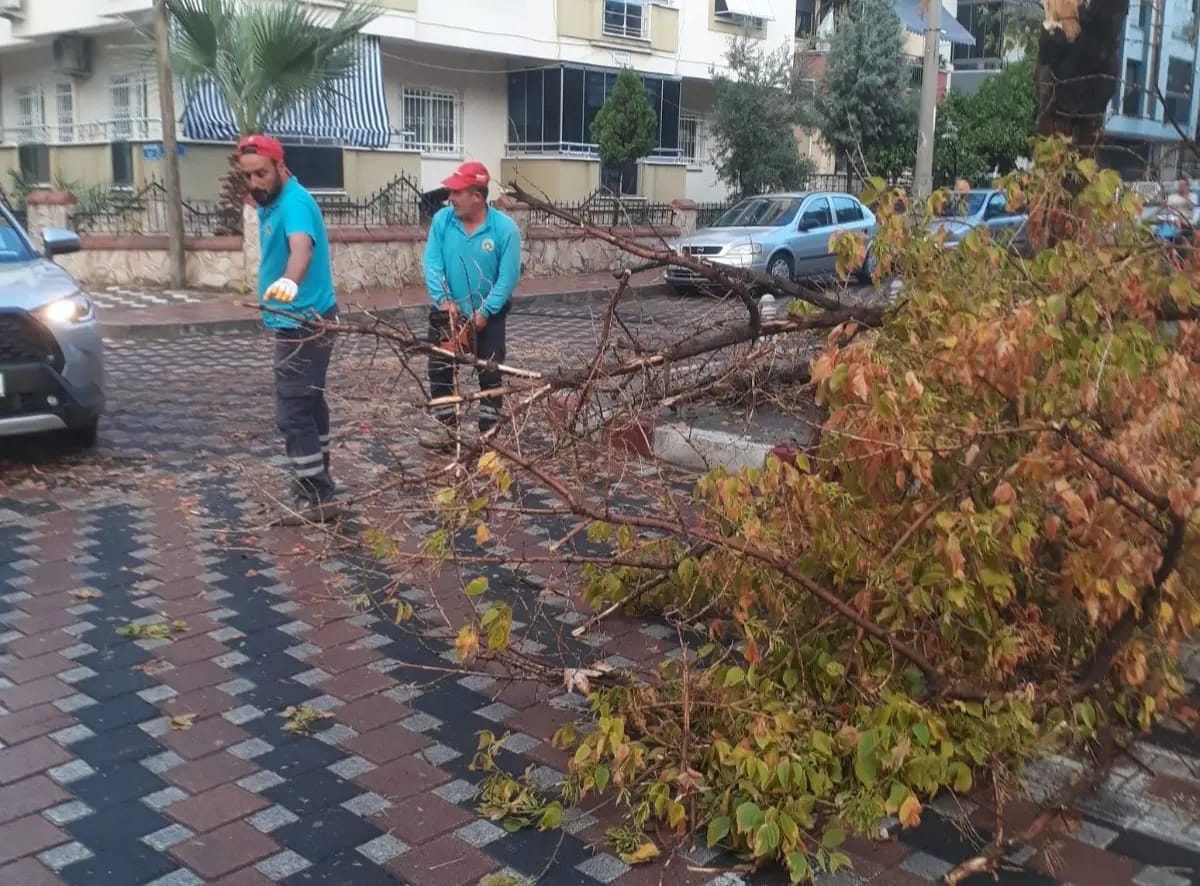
[811,0,913,179]
[165,0,377,230]
[710,37,813,196]
[590,68,659,198]
[935,57,1038,186]
[1036,0,1130,145]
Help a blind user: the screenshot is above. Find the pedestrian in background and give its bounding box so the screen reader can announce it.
[237,135,340,517]
[420,161,522,452]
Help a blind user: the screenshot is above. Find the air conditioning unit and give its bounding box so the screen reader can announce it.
[53,35,93,79]
[0,0,24,22]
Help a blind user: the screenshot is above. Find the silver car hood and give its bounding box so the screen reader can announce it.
[0,259,82,312]
[681,225,777,248]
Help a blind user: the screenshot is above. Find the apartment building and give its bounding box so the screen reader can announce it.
[0,0,797,204]
[950,0,1200,180]
[794,0,972,173]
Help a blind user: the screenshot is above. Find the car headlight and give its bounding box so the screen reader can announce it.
[36,294,94,325]
[725,242,764,257]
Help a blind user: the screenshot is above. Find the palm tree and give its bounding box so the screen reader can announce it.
[163,0,379,228]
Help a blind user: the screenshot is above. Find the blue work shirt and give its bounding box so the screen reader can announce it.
[258,176,336,330]
[423,206,522,317]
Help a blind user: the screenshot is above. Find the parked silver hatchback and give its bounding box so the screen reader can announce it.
[0,203,104,446]
[667,191,879,290]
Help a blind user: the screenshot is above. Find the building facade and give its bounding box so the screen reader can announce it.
[950,0,1200,180]
[0,0,798,204]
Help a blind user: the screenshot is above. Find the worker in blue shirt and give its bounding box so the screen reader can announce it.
[237,134,339,518]
[420,161,522,452]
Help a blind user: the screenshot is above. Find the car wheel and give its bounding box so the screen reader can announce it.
[64,420,99,449]
[767,253,793,281]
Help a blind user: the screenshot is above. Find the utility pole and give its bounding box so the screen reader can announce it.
[913,0,941,199]
[153,0,186,289]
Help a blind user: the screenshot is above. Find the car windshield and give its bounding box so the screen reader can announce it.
[711,197,802,228]
[940,192,988,218]
[0,212,35,263]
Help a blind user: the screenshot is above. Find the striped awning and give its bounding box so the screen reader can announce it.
[181,35,391,148]
[894,0,975,45]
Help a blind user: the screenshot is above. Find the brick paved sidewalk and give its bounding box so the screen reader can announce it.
[2,326,1198,886]
[94,269,669,339]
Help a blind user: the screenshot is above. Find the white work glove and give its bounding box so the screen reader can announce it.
[265,278,299,304]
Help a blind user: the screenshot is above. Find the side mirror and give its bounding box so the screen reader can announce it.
[43,228,82,257]
[797,216,815,231]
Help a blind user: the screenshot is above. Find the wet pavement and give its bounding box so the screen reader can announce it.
[1,293,1198,886]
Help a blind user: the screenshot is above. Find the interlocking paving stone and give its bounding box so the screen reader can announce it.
[138,816,195,852]
[0,322,1195,885]
[356,833,410,865]
[256,848,312,879]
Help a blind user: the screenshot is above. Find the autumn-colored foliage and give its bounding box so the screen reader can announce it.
[444,137,1198,882]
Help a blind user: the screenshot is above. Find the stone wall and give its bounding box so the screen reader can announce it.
[24,188,699,293]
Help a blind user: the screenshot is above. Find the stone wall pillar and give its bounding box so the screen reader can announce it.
[24,189,76,252]
[241,200,260,292]
[671,198,698,236]
[493,194,531,234]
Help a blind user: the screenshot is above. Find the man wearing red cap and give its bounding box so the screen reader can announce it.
[237,134,340,517]
[420,161,522,451]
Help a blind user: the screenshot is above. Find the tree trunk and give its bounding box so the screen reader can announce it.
[1035,0,1132,148]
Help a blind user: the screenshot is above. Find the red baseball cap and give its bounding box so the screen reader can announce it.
[236,134,285,162]
[442,161,490,191]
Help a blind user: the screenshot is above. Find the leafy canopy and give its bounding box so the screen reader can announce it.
[710,36,814,196]
[590,68,659,171]
[811,0,913,177]
[936,57,1038,186]
[165,0,378,137]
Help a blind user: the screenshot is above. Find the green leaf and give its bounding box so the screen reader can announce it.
[912,723,932,747]
[822,823,845,849]
[465,577,489,598]
[950,762,973,792]
[810,731,834,756]
[754,820,781,856]
[593,764,610,793]
[707,815,731,847]
[777,761,791,789]
[724,667,746,688]
[736,800,764,833]
[855,730,878,786]
[787,852,810,882]
[824,660,846,677]
[538,801,563,830]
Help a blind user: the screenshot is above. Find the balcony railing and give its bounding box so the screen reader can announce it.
[1,118,162,145]
[504,141,686,163]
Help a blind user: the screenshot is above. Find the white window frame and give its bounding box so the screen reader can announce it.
[110,72,150,140]
[679,112,704,168]
[714,0,771,28]
[603,0,650,40]
[400,87,462,157]
[15,85,46,144]
[55,82,75,144]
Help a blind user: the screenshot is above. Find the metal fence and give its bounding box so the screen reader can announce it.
[314,172,431,227]
[70,181,235,237]
[527,192,675,228]
[695,201,732,228]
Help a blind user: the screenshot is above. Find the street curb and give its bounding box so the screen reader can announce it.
[99,282,674,340]
[546,394,809,475]
[651,423,775,472]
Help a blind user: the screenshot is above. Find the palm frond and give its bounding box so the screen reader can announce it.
[165,0,379,136]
